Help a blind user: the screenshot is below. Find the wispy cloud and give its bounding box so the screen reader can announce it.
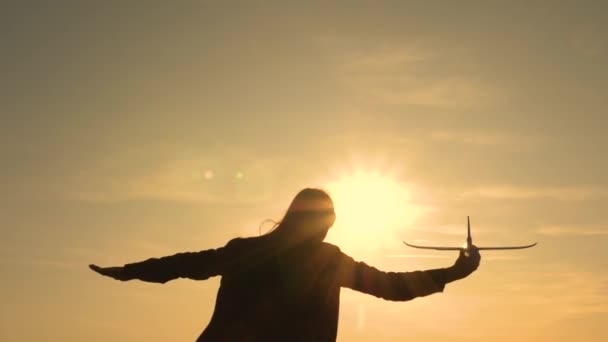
[569,24,606,58]
[428,130,544,150]
[64,144,289,204]
[0,256,82,269]
[385,254,450,259]
[430,130,506,146]
[512,268,608,316]
[482,254,525,261]
[536,225,608,236]
[459,185,608,201]
[386,252,525,261]
[329,43,499,109]
[465,265,608,342]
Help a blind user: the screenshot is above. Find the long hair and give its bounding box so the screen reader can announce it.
[259,188,335,239]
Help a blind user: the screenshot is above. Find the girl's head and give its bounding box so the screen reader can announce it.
[270,188,336,243]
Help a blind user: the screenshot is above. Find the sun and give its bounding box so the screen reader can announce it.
[324,171,422,253]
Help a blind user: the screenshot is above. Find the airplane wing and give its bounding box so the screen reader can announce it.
[402,241,463,251]
[477,243,537,250]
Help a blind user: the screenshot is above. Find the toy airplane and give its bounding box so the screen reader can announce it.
[403,216,537,256]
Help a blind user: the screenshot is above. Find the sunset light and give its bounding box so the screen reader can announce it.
[4,2,605,341]
[325,171,422,251]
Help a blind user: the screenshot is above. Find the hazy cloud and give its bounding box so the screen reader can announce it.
[385,254,450,259]
[428,130,544,149]
[329,43,499,108]
[536,225,608,237]
[521,269,608,316]
[459,185,608,201]
[65,144,290,204]
[569,24,606,58]
[0,256,82,269]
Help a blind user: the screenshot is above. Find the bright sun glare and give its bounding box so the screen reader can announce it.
[324,171,422,252]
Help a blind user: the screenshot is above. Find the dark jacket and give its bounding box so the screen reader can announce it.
[123,234,448,341]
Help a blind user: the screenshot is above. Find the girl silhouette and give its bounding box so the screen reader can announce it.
[90,187,480,341]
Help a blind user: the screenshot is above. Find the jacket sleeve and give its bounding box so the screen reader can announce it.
[122,238,243,284]
[336,250,448,301]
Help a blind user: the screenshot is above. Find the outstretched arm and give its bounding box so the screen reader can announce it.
[89,238,242,284]
[337,248,480,301]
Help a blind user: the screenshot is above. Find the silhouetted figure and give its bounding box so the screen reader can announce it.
[90,188,480,341]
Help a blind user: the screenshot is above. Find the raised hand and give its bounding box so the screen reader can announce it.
[89,264,132,281]
[445,247,481,282]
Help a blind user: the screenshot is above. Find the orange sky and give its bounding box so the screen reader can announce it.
[1,2,607,341]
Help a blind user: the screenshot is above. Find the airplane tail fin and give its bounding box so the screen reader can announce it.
[467,216,472,245]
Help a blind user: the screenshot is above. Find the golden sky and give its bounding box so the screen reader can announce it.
[1,1,607,341]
